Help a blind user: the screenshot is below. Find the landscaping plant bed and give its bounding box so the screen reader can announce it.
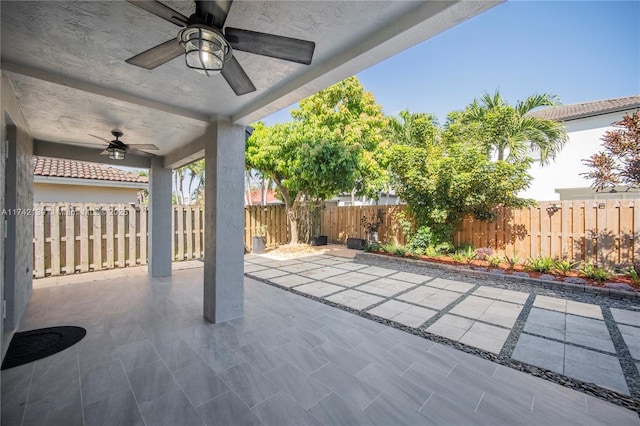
[362,250,640,296]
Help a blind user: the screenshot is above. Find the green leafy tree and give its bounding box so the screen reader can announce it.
[459,90,569,165]
[387,111,533,244]
[292,76,389,198]
[582,110,640,191]
[246,76,388,243]
[247,121,360,243]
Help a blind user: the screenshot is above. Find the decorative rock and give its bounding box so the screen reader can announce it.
[538,274,556,281]
[512,272,530,278]
[564,277,587,285]
[604,282,636,292]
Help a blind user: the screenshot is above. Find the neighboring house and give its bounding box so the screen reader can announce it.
[244,188,401,207]
[245,189,283,206]
[326,190,401,207]
[34,156,148,203]
[523,94,640,201]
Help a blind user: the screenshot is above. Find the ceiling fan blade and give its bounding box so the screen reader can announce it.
[126,39,184,69]
[196,0,233,28]
[88,134,110,144]
[62,140,106,147]
[221,56,256,96]
[127,0,189,27]
[128,148,156,157]
[225,27,315,65]
[99,149,110,156]
[128,144,159,150]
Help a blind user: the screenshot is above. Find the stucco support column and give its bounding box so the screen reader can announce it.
[203,118,245,323]
[148,157,172,277]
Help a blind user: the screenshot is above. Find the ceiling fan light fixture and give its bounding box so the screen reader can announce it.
[178,25,230,76]
[107,146,126,160]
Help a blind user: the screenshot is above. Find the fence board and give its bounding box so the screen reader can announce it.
[65,207,75,274]
[92,205,103,270]
[140,206,147,265]
[33,207,45,278]
[194,206,201,258]
[79,208,90,272]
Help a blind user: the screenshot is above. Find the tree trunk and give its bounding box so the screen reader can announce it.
[275,180,298,245]
[245,171,252,206]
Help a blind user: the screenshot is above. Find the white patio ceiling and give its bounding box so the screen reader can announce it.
[0,0,501,167]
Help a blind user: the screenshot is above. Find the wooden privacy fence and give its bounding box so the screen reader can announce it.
[454,200,639,267]
[32,203,148,278]
[32,203,291,277]
[244,205,290,250]
[322,205,408,245]
[32,203,208,278]
[32,199,639,277]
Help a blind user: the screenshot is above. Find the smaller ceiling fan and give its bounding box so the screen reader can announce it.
[88,130,159,160]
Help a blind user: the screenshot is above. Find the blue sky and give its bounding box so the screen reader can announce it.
[264,0,640,125]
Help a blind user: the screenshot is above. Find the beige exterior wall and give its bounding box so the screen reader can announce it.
[34,182,142,203]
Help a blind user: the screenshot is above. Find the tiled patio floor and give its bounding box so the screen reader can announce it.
[2,258,639,425]
[244,253,640,400]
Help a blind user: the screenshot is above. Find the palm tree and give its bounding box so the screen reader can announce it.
[185,160,204,204]
[463,91,568,166]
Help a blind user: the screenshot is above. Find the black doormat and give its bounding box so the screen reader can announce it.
[1,326,86,370]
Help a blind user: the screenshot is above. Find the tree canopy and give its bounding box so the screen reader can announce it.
[582,110,640,191]
[387,109,534,244]
[246,76,387,243]
[454,91,568,165]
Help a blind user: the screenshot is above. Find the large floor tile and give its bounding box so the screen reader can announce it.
[217,362,280,408]
[308,392,375,426]
[139,389,205,426]
[196,391,263,426]
[265,363,331,409]
[84,389,145,426]
[310,363,381,409]
[173,362,230,408]
[251,392,323,426]
[126,359,180,403]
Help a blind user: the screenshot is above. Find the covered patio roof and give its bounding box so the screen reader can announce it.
[1,0,499,168]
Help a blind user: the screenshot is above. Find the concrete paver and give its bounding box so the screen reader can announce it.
[367,300,437,328]
[611,307,640,327]
[325,289,384,310]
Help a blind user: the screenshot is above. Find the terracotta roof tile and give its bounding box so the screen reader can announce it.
[247,189,281,205]
[33,156,148,183]
[527,94,640,122]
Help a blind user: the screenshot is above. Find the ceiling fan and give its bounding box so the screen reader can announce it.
[88,130,159,160]
[125,0,316,96]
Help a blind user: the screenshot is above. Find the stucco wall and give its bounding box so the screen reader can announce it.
[1,72,33,358]
[34,182,141,203]
[521,111,634,201]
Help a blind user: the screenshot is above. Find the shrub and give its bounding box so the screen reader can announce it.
[485,255,502,268]
[451,252,466,263]
[406,226,435,254]
[394,246,407,257]
[462,246,476,263]
[475,247,493,261]
[504,254,519,270]
[435,242,455,254]
[525,256,555,273]
[424,246,439,257]
[579,262,610,281]
[626,266,640,285]
[553,259,578,276]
